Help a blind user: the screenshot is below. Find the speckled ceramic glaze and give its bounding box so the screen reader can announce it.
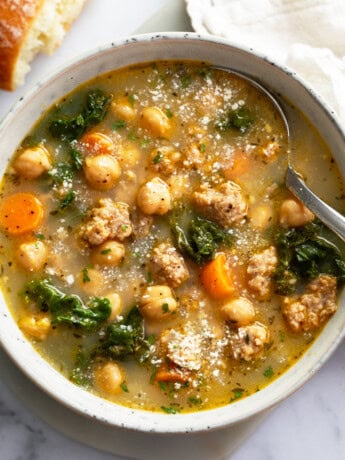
[0,33,345,434]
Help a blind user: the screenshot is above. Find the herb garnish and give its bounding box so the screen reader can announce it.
[263,366,274,378]
[153,151,164,164]
[100,248,112,255]
[216,107,254,133]
[161,405,180,414]
[112,119,126,130]
[120,382,129,393]
[230,388,244,402]
[81,267,91,283]
[59,190,76,209]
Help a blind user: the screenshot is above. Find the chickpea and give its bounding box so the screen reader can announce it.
[80,132,114,155]
[140,285,177,320]
[13,145,51,179]
[137,177,172,215]
[280,197,314,227]
[16,240,47,271]
[94,361,124,395]
[91,240,125,266]
[221,297,255,327]
[18,314,51,341]
[83,154,121,190]
[117,144,141,169]
[77,268,105,296]
[106,292,123,321]
[140,107,171,138]
[112,97,137,122]
[248,203,274,230]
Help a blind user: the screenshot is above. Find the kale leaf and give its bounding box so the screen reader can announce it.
[95,306,153,362]
[274,220,345,295]
[25,279,111,331]
[49,89,112,141]
[70,349,93,386]
[216,107,254,133]
[171,210,234,264]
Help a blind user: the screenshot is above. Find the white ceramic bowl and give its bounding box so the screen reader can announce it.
[0,33,345,434]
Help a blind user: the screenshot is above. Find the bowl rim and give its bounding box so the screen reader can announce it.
[1,31,345,434]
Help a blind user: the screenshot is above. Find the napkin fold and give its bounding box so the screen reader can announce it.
[185,0,345,127]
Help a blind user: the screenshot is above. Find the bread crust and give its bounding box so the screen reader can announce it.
[0,0,87,91]
[0,0,44,90]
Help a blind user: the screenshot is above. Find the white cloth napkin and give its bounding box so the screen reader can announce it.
[185,0,345,128]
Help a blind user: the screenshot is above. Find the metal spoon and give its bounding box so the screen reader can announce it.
[216,67,345,242]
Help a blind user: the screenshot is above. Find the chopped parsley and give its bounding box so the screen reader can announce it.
[263,366,274,378]
[48,163,74,186]
[100,248,112,255]
[59,190,76,209]
[112,119,126,130]
[120,382,129,393]
[127,130,139,141]
[161,303,169,313]
[279,330,286,343]
[180,74,192,88]
[161,405,180,414]
[69,147,83,171]
[165,108,173,118]
[128,94,136,107]
[230,388,244,403]
[188,396,202,405]
[216,106,254,133]
[82,267,91,283]
[153,150,164,164]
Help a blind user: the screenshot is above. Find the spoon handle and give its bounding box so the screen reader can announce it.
[286,165,345,242]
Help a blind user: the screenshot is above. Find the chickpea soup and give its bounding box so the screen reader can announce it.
[0,61,345,414]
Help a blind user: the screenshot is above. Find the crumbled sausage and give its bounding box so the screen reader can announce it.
[247,246,278,300]
[282,274,337,332]
[151,242,189,287]
[229,322,270,361]
[160,327,202,371]
[79,198,132,246]
[193,181,247,227]
[183,143,204,168]
[150,146,182,175]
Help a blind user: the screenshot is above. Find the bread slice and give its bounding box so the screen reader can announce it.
[0,0,87,91]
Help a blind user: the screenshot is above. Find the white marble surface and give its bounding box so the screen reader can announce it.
[1,1,345,459]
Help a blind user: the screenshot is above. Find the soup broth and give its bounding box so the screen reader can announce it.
[0,61,344,414]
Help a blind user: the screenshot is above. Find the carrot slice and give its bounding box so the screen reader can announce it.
[224,149,252,180]
[0,192,44,235]
[80,132,114,154]
[201,253,236,299]
[155,366,189,384]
